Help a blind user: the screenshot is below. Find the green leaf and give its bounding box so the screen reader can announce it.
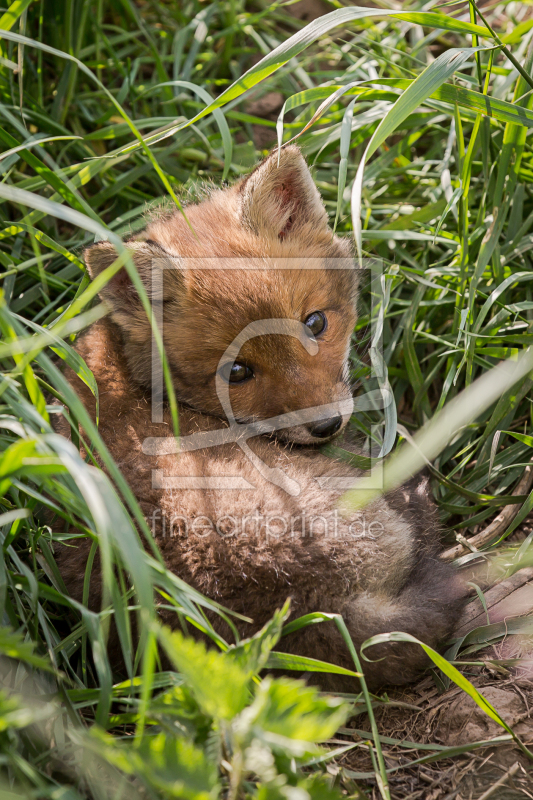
[352,47,488,256]
[242,677,349,751]
[158,626,249,720]
[335,97,356,232]
[85,9,491,158]
[256,773,344,800]
[0,626,55,672]
[137,733,219,799]
[0,689,56,734]
[146,80,233,180]
[266,650,361,677]
[87,727,218,800]
[341,348,533,512]
[12,312,99,417]
[501,430,533,447]
[0,126,99,221]
[0,0,35,32]
[360,630,531,758]
[226,601,289,675]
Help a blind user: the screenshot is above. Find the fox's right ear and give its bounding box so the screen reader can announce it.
[84,240,131,295]
[84,239,178,329]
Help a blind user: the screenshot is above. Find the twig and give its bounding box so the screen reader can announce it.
[441,459,533,562]
[476,761,521,800]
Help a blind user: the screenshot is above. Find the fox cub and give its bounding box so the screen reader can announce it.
[57,146,465,688]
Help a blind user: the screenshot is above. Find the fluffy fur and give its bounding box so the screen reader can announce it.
[56,147,465,688]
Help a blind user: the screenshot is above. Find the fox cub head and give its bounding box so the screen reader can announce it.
[85,146,358,444]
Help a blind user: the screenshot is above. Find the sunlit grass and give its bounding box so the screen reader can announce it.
[1,0,533,797]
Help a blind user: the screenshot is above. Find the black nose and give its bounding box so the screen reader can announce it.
[308,415,342,439]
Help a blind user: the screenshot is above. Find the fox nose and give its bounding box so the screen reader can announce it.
[308,415,342,439]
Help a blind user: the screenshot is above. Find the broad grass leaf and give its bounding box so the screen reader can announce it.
[0,439,66,494]
[344,735,512,778]
[67,672,183,707]
[60,9,490,158]
[46,435,153,615]
[0,135,82,162]
[0,508,29,527]
[0,689,56,733]
[0,29,185,213]
[502,430,533,447]
[0,125,99,221]
[11,313,99,416]
[474,272,533,332]
[274,79,533,134]
[385,79,533,129]
[0,304,48,421]
[0,184,180,440]
[456,615,533,649]
[340,348,533,512]
[0,222,85,270]
[0,182,114,242]
[146,80,233,180]
[149,559,234,644]
[281,611,339,637]
[281,81,362,149]
[335,97,356,232]
[360,632,517,737]
[352,47,488,257]
[0,0,34,32]
[266,651,361,677]
[402,284,431,421]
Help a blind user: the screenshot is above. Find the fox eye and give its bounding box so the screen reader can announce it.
[304,311,327,337]
[220,362,254,384]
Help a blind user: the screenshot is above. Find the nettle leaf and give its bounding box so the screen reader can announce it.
[226,600,290,675]
[149,683,213,743]
[238,677,349,756]
[158,626,249,720]
[137,733,219,800]
[88,728,218,800]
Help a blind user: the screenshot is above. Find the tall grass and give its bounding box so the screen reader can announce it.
[1,0,533,797]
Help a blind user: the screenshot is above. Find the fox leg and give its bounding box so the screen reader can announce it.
[277,475,468,689]
[279,552,466,691]
[339,555,466,688]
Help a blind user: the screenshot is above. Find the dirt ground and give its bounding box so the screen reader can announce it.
[335,561,533,798]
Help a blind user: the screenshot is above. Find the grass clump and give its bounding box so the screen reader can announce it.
[1,0,533,797]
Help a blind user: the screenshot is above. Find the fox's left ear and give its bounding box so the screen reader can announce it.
[240,146,328,239]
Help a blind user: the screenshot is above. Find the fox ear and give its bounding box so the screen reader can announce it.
[84,239,178,329]
[240,145,328,239]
